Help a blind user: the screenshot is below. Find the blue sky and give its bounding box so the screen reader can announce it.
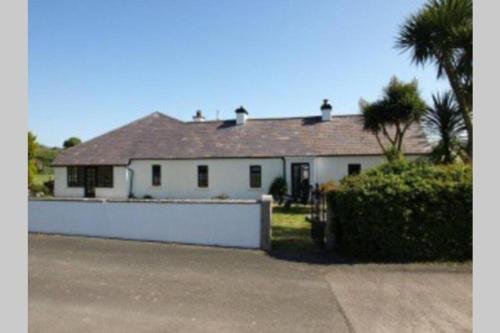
[29,0,449,147]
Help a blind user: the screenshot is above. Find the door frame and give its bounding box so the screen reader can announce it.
[290,162,311,201]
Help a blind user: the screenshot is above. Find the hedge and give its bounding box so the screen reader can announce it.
[328,160,472,261]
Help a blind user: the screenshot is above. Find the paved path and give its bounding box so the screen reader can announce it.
[29,234,471,332]
[325,265,472,333]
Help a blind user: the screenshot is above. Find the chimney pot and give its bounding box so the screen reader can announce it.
[235,106,248,125]
[321,99,332,121]
[192,110,205,122]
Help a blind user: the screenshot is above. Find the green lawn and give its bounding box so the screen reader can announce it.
[271,205,316,251]
[32,174,53,186]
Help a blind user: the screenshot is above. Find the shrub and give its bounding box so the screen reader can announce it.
[43,179,54,195]
[328,160,472,261]
[29,184,49,197]
[268,177,288,203]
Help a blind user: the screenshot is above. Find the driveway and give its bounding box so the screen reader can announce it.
[29,234,471,332]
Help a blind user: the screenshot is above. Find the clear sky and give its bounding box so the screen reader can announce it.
[29,0,449,147]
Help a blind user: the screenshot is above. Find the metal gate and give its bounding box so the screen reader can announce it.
[309,183,326,247]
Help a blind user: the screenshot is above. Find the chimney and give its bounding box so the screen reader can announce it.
[192,110,205,122]
[235,106,248,125]
[321,99,332,121]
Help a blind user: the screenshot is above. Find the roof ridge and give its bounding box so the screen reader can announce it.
[248,114,363,121]
[185,113,363,123]
[152,111,184,123]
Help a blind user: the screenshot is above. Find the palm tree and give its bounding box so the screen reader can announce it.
[361,77,427,161]
[396,0,472,159]
[424,92,466,163]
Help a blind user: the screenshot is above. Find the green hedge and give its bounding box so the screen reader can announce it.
[328,160,472,261]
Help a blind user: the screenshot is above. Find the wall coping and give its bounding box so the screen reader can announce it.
[29,197,260,205]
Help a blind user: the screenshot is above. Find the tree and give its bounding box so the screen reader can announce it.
[361,77,427,161]
[63,137,82,149]
[28,132,38,187]
[396,0,472,159]
[424,92,466,163]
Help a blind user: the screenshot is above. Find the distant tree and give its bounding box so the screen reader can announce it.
[63,137,82,149]
[34,144,61,174]
[28,132,38,187]
[396,0,472,159]
[361,77,427,161]
[424,92,466,163]
[28,132,37,160]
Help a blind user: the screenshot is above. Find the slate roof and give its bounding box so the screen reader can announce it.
[53,112,431,166]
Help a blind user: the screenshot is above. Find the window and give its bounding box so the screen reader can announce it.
[198,165,208,188]
[152,165,161,186]
[96,166,113,187]
[348,164,361,176]
[67,166,84,187]
[249,165,262,188]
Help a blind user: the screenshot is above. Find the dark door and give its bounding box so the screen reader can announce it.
[291,163,310,203]
[84,167,97,198]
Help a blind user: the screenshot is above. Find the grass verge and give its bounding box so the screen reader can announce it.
[271,205,316,251]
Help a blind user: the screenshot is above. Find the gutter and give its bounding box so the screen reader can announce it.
[126,161,134,198]
[281,156,286,181]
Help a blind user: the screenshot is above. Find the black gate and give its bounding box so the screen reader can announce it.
[309,183,326,247]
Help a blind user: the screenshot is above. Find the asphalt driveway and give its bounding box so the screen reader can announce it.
[29,234,471,333]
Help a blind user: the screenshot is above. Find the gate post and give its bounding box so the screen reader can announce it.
[260,195,273,251]
[325,201,335,251]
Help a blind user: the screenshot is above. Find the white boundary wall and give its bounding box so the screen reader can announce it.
[29,198,271,249]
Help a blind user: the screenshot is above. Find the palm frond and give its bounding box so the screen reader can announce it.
[424,91,466,163]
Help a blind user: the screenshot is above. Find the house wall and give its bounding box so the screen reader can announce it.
[129,158,283,200]
[53,166,129,199]
[315,154,423,185]
[95,167,129,198]
[315,156,386,184]
[283,155,390,193]
[53,167,85,197]
[53,155,425,199]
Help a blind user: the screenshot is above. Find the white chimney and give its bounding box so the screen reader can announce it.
[235,106,248,125]
[192,110,205,122]
[321,99,332,121]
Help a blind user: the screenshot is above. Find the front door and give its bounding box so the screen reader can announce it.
[291,163,310,203]
[84,167,97,198]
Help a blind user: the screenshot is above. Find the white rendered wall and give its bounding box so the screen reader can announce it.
[315,155,423,185]
[129,158,283,199]
[53,155,425,199]
[315,156,386,184]
[53,167,84,197]
[29,199,262,248]
[283,156,388,193]
[95,167,129,198]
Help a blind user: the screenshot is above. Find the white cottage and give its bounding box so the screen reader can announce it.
[52,100,430,199]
